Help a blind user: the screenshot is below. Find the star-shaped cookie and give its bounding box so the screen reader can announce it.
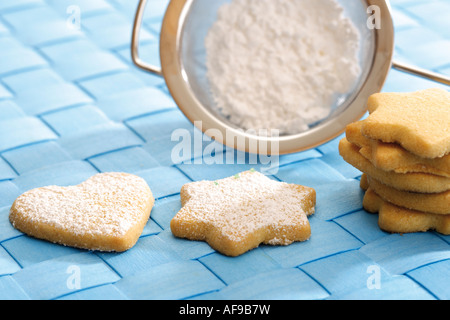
[346,120,450,177]
[170,170,316,256]
[362,187,450,235]
[362,88,450,158]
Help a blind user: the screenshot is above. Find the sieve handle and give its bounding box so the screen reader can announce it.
[131,0,163,76]
[392,60,450,86]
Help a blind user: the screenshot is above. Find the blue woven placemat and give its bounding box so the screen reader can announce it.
[0,0,449,300]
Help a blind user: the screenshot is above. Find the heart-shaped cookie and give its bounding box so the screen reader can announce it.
[9,172,154,252]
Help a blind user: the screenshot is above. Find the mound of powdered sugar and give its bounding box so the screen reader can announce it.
[205,0,361,135]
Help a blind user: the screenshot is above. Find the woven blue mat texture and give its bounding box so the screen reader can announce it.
[0,0,449,300]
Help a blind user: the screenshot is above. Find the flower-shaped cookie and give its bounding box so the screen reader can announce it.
[170,170,316,256]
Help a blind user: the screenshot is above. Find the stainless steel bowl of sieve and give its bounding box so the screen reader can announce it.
[131,0,450,155]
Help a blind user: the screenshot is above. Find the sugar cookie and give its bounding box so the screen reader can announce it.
[346,121,450,177]
[339,138,450,193]
[345,121,369,149]
[362,188,450,235]
[9,172,154,252]
[360,174,449,215]
[170,170,315,257]
[362,88,450,159]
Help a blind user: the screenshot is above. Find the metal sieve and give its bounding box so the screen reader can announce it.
[131,0,450,155]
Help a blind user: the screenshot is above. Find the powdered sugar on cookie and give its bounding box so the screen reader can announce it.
[10,172,154,252]
[12,173,151,237]
[171,170,315,256]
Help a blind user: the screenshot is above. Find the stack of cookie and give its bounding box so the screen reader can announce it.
[339,88,450,235]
